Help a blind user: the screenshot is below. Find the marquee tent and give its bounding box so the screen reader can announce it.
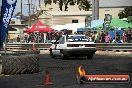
[23,24,37,33]
[23,20,54,33]
[77,19,104,32]
[51,19,104,32]
[37,20,54,33]
[97,18,132,29]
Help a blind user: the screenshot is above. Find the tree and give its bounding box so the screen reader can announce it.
[77,0,91,11]
[15,12,24,17]
[44,0,91,11]
[118,6,132,19]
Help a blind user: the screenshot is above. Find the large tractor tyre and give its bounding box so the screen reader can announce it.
[1,54,39,75]
[16,50,40,55]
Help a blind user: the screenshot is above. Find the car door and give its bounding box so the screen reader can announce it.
[56,36,65,49]
[52,36,65,55]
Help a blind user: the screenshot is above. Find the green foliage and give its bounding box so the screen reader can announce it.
[44,0,91,11]
[15,12,24,17]
[118,6,132,19]
[127,16,132,23]
[78,0,91,11]
[44,0,52,6]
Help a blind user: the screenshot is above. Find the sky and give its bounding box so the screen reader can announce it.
[13,0,40,16]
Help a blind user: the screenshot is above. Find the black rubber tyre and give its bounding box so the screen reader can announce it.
[86,54,93,59]
[1,54,39,75]
[50,49,55,58]
[13,50,40,55]
[60,52,67,60]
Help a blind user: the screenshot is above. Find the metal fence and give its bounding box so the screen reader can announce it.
[6,43,52,50]
[5,43,132,51]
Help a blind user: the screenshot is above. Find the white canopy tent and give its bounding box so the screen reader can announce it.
[51,19,104,32]
[51,23,84,32]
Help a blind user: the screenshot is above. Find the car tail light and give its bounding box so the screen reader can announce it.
[67,44,79,47]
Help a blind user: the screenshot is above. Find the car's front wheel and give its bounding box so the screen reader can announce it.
[60,52,67,60]
[50,49,55,58]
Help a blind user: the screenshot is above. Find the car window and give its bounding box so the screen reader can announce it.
[59,36,65,44]
[66,35,89,42]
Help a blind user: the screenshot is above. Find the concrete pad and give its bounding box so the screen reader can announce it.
[40,50,50,54]
[115,52,124,54]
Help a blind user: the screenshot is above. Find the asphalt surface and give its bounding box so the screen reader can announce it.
[0,54,132,88]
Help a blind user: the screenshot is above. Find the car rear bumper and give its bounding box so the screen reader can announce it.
[63,48,96,55]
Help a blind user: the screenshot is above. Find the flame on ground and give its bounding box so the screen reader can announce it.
[78,66,86,76]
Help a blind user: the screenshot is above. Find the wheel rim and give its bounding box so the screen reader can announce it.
[61,53,64,58]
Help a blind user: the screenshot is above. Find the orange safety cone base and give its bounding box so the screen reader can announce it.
[44,70,53,86]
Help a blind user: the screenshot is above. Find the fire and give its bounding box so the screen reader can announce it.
[78,66,86,76]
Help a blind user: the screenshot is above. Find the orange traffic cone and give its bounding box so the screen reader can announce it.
[44,70,53,86]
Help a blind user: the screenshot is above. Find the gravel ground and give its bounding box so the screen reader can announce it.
[0,54,132,88]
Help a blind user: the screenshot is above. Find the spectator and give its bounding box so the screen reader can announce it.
[95,32,101,43]
[105,32,111,43]
[126,30,131,43]
[24,35,28,43]
[17,35,20,43]
[122,31,127,43]
[112,37,116,43]
[100,32,105,43]
[115,32,120,43]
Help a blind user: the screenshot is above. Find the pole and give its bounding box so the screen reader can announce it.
[94,0,99,20]
[28,0,31,27]
[92,0,95,20]
[4,34,7,56]
[24,0,31,27]
[31,4,35,14]
[92,0,99,20]
[21,0,23,19]
[39,0,41,8]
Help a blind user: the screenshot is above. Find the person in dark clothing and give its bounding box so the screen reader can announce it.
[100,32,105,43]
[24,35,28,43]
[126,30,131,43]
[116,32,120,43]
[17,35,20,42]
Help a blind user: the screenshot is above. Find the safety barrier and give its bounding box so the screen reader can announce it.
[6,43,52,50]
[95,43,132,51]
[5,43,132,51]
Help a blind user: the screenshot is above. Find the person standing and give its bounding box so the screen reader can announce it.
[100,32,105,43]
[17,35,20,43]
[122,31,126,43]
[105,32,111,43]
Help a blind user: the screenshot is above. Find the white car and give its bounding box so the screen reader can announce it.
[49,35,96,59]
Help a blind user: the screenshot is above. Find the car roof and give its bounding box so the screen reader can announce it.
[62,35,85,36]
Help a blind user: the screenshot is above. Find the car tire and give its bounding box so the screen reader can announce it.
[50,52,54,58]
[60,52,67,60]
[50,49,55,58]
[86,54,93,59]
